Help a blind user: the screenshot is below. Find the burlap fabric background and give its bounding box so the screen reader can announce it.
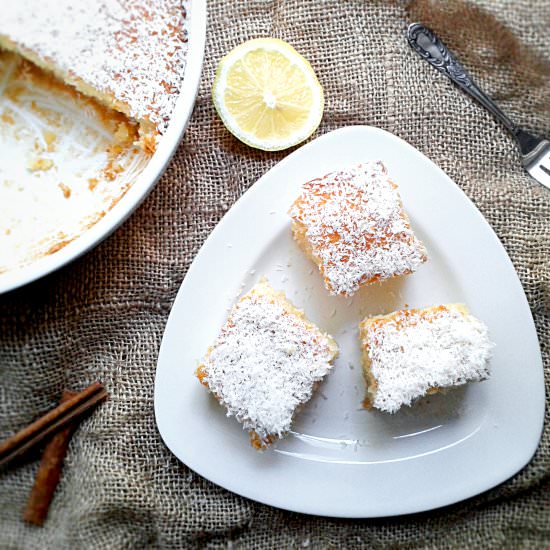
[1,0,548,547]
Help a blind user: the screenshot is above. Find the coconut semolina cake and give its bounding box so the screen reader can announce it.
[359,304,493,413]
[289,161,427,296]
[196,278,338,449]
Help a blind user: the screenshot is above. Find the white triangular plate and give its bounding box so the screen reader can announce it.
[155,126,544,518]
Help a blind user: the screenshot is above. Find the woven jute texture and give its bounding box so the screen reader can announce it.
[1,1,549,548]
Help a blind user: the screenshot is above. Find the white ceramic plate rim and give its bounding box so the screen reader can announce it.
[0,1,207,294]
[155,126,545,518]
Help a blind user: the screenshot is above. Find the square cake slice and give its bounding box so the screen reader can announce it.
[196,278,338,449]
[288,162,427,296]
[359,304,493,413]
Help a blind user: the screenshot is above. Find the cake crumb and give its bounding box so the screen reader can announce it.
[58,183,71,198]
[28,157,54,172]
[114,122,134,145]
[1,111,15,124]
[43,130,57,151]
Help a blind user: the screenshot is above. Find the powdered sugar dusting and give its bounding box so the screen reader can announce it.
[289,162,427,295]
[362,306,493,413]
[0,0,189,134]
[199,280,337,446]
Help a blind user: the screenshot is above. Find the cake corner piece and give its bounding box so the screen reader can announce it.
[195,277,338,449]
[288,161,427,296]
[359,304,493,413]
[0,0,189,153]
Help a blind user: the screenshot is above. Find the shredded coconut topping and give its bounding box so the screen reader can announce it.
[200,281,337,446]
[362,306,493,413]
[0,0,189,134]
[289,162,427,295]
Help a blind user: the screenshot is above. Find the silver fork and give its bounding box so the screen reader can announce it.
[407,22,550,189]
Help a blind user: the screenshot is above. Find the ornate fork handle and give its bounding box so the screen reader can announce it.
[407,23,518,136]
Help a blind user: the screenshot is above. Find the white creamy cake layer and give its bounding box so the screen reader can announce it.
[196,279,338,449]
[289,161,427,296]
[360,305,493,413]
[0,0,189,142]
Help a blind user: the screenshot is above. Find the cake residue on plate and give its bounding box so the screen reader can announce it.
[0,51,150,273]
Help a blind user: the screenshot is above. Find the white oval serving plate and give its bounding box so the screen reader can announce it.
[0,1,207,294]
[155,126,544,518]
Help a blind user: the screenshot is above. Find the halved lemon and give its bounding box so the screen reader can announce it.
[212,38,324,151]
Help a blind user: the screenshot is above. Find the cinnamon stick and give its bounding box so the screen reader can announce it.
[0,382,107,470]
[23,390,76,526]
